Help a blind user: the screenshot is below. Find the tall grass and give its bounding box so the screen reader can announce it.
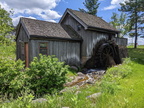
[95,45,144,108]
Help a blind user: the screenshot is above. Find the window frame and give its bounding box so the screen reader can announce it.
[39,42,48,55]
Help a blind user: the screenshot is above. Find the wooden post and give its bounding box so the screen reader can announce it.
[25,42,29,67]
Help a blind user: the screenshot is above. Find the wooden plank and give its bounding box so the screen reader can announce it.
[25,42,29,67]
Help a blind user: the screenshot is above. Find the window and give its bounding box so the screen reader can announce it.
[39,42,48,55]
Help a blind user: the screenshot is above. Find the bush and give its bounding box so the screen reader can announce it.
[0,57,26,96]
[26,54,69,95]
[0,51,69,97]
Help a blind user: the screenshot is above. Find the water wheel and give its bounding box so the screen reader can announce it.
[84,39,121,69]
[97,43,116,68]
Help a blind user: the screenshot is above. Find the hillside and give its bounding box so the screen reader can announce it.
[0,45,144,108]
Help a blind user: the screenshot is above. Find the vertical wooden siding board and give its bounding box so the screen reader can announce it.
[59,41,63,61]
[52,41,54,55]
[73,42,75,65]
[66,42,69,64]
[28,41,32,62]
[114,38,127,46]
[28,39,81,66]
[58,41,61,61]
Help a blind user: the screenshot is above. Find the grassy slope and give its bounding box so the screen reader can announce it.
[96,45,144,108]
[0,45,144,108]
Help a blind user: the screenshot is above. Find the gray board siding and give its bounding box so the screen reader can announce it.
[61,14,108,58]
[16,26,29,60]
[30,39,81,66]
[114,38,127,46]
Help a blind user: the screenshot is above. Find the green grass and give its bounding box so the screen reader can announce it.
[128,45,144,65]
[0,44,144,108]
[95,45,144,108]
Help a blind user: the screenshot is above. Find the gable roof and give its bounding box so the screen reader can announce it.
[60,8,119,33]
[16,17,81,41]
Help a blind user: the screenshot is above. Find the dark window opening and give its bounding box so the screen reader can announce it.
[39,42,48,55]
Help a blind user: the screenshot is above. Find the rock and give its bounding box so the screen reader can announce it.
[75,91,81,95]
[70,66,79,71]
[69,76,75,81]
[60,86,80,93]
[76,80,86,86]
[86,75,95,84]
[77,72,85,77]
[65,74,88,87]
[97,70,105,75]
[86,92,101,99]
[82,68,88,74]
[32,98,47,103]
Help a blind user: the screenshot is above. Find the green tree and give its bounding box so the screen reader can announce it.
[0,5,14,44]
[119,0,144,48]
[110,12,131,37]
[79,0,100,16]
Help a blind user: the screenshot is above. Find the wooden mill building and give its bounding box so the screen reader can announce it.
[16,8,127,68]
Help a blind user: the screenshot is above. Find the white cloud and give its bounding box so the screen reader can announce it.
[126,36,144,45]
[0,0,61,26]
[103,5,117,10]
[103,0,128,10]
[111,0,124,5]
[61,0,68,4]
[12,16,36,26]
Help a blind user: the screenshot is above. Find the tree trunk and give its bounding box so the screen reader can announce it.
[134,0,138,48]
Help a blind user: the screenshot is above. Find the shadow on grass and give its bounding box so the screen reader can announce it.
[128,48,144,65]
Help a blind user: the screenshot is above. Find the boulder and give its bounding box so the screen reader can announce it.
[32,98,47,103]
[86,92,101,99]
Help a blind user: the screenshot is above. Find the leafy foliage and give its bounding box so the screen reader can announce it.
[26,54,69,95]
[110,12,131,37]
[0,5,14,44]
[0,57,26,96]
[0,45,69,97]
[79,0,100,16]
[119,0,144,48]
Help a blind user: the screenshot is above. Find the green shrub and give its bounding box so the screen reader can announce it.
[26,54,69,95]
[0,57,26,96]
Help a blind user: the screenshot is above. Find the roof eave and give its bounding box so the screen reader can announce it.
[87,26,120,34]
[30,35,82,42]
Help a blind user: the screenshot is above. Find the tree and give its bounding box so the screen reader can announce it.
[119,0,144,48]
[109,12,131,37]
[79,0,100,16]
[0,5,14,44]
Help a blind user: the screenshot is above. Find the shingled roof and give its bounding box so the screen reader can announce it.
[18,17,81,40]
[60,8,119,33]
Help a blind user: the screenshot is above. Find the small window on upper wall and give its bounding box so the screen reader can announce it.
[39,42,48,55]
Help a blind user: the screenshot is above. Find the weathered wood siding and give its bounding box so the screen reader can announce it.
[114,37,127,46]
[29,40,81,66]
[114,37,128,59]
[61,14,109,63]
[16,26,29,61]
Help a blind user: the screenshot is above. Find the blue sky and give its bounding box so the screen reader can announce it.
[0,0,124,25]
[0,0,143,45]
